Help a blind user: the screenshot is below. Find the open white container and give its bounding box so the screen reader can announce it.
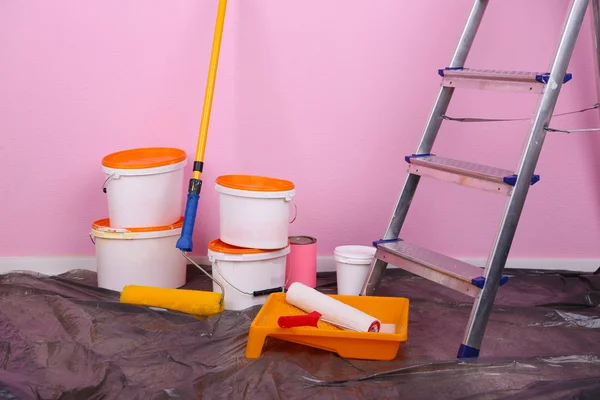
[215,175,295,249]
[90,218,187,292]
[208,239,290,311]
[102,147,187,228]
[334,245,376,295]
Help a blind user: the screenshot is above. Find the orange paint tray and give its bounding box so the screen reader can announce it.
[245,292,409,361]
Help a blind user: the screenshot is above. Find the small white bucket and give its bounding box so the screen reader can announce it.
[215,175,296,249]
[102,147,187,228]
[334,245,376,295]
[208,239,290,311]
[90,218,187,292]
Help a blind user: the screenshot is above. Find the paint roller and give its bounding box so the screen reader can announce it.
[278,282,381,332]
[119,0,229,315]
[120,251,227,315]
[120,284,224,316]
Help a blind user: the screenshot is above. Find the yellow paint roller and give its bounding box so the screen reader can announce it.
[119,0,229,316]
[120,284,224,316]
[121,253,226,316]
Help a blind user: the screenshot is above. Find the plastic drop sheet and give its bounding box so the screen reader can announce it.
[0,267,599,399]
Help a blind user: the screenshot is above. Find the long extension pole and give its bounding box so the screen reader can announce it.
[177,0,228,253]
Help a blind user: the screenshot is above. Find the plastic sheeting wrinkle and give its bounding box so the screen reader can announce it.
[301,361,515,385]
[555,311,600,328]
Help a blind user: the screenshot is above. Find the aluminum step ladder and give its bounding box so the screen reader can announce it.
[361,0,600,359]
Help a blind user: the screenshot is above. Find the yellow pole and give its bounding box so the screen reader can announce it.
[194,0,227,180]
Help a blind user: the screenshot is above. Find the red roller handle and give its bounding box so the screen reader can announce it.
[278,311,322,328]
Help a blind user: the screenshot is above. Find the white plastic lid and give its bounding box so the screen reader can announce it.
[333,245,376,265]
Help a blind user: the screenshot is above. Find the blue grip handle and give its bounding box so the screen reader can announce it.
[176,193,200,252]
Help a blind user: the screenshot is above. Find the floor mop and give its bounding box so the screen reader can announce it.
[120,0,228,316]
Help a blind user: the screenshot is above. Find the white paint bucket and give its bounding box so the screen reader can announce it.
[207,239,290,311]
[334,245,376,295]
[215,175,296,249]
[90,218,187,292]
[102,147,187,228]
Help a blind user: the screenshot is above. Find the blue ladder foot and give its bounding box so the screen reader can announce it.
[457,344,480,359]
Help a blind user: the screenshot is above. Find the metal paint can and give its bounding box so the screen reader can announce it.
[285,236,317,289]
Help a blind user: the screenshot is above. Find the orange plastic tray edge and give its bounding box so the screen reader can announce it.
[245,292,409,361]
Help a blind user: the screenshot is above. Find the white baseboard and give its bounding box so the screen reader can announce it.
[0,255,597,276]
[314,256,599,273]
[460,258,599,273]
[0,256,98,276]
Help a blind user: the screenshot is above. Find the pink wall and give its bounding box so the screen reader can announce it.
[1,1,599,260]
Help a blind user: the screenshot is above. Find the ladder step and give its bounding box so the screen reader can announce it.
[438,68,572,93]
[374,240,508,298]
[405,154,540,195]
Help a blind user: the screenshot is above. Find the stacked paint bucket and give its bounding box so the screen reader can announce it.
[208,175,312,311]
[90,148,189,292]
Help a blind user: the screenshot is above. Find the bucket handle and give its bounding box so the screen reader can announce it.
[210,252,293,297]
[289,202,298,224]
[102,173,119,193]
[183,252,226,298]
[89,233,95,245]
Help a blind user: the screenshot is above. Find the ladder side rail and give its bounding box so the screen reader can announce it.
[361,0,490,296]
[459,0,591,359]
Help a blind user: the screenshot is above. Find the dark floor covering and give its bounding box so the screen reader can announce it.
[0,265,599,399]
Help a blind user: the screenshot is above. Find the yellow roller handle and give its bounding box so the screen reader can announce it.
[194,0,227,180]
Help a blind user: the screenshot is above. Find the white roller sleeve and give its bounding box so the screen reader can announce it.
[286,282,381,332]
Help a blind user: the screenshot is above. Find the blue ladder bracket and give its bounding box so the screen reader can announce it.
[535,72,572,84]
[438,67,464,76]
[405,153,434,163]
[471,275,509,289]
[503,173,540,186]
[457,344,480,359]
[372,238,402,248]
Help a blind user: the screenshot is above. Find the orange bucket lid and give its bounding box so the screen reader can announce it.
[102,147,187,169]
[208,239,288,254]
[216,175,294,192]
[92,217,184,232]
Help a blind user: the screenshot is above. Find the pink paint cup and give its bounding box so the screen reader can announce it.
[285,236,317,289]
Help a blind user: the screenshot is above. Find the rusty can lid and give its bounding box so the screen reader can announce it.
[289,236,317,245]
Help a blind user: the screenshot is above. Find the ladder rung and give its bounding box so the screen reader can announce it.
[374,240,508,298]
[438,68,572,93]
[405,154,540,195]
